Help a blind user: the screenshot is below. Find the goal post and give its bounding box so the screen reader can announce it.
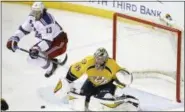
[112,12,182,103]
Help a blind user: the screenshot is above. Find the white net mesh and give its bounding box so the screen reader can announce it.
[115,16,184,101]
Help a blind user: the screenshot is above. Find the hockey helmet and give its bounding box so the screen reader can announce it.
[94,47,109,70]
[31,2,45,20]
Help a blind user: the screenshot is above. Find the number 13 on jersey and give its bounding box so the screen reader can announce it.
[46,27,52,33]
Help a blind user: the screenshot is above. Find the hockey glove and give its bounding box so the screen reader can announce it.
[6,36,20,52]
[29,47,39,59]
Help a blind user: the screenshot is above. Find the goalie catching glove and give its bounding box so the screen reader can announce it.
[114,69,133,88]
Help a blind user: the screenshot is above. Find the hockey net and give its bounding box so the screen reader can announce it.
[112,12,184,103]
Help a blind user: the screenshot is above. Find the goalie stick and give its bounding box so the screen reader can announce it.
[17,47,68,66]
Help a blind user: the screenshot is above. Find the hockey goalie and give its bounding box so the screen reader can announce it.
[54,47,140,111]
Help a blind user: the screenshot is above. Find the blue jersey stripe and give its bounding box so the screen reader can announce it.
[40,13,54,26]
[48,13,54,23]
[19,26,30,35]
[40,19,47,26]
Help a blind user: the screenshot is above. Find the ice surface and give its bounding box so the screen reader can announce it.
[2,3,184,111]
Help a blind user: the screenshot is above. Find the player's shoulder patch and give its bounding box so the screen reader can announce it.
[81,59,87,64]
[40,12,54,26]
[74,64,81,71]
[82,55,94,64]
[84,55,94,59]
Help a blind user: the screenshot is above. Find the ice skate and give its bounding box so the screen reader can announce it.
[45,59,58,78]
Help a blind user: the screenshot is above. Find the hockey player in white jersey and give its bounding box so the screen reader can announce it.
[6,2,68,77]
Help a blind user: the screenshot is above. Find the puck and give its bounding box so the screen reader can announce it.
[41,105,45,109]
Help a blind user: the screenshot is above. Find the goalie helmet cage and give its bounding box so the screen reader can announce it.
[112,12,182,103]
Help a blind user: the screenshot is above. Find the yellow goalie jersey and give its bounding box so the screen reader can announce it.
[70,56,124,87]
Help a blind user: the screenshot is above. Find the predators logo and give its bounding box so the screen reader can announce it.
[81,59,87,64]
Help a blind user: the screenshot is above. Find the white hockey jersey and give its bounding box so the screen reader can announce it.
[13,12,63,51]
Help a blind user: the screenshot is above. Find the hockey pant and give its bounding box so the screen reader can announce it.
[80,79,116,103]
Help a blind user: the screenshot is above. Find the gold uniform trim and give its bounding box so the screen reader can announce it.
[101,102,123,108]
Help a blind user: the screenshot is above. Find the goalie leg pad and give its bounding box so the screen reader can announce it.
[54,78,75,101]
[116,94,140,107]
[68,91,86,111]
[89,96,122,111]
[89,94,140,111]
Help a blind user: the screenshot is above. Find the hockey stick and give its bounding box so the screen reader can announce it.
[17,47,68,66]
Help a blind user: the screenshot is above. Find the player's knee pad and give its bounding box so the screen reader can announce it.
[68,91,86,111]
[54,78,74,99]
[89,94,140,111]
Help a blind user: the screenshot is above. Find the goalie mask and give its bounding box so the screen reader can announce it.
[30,2,45,20]
[94,48,109,70]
